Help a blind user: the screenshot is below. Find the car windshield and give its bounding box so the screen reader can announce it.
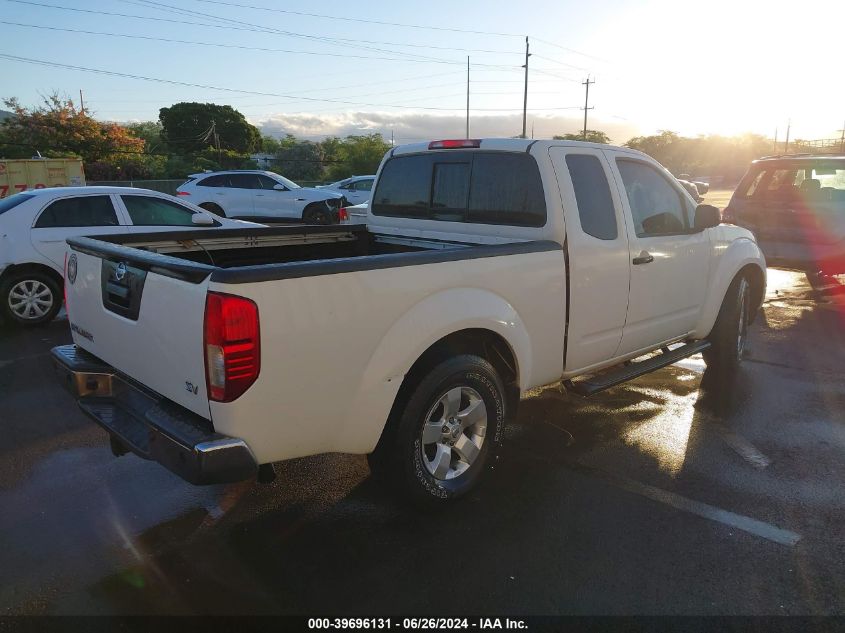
[268,172,300,189]
[0,192,36,215]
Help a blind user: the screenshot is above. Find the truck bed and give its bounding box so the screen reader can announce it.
[67,224,553,285]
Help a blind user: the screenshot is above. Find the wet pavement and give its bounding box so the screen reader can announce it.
[1,270,844,615]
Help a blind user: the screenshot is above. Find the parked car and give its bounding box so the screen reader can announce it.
[317,175,375,206]
[340,202,368,224]
[677,178,703,202]
[54,138,765,505]
[176,170,344,224]
[678,173,710,196]
[724,155,845,280]
[0,186,258,326]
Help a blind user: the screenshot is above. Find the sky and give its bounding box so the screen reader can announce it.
[1,0,844,145]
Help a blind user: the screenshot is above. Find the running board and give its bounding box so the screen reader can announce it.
[564,340,711,397]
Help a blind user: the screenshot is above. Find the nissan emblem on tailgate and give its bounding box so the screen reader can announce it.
[114,262,127,281]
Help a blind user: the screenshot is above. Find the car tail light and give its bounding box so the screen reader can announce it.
[428,139,481,149]
[204,292,260,403]
[338,207,349,222]
[177,191,191,196]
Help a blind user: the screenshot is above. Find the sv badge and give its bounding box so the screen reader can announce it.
[185,381,199,395]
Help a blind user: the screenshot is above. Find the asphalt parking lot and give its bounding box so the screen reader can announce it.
[1,269,843,616]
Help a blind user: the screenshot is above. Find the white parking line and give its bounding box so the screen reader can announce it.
[570,463,801,547]
[716,427,772,469]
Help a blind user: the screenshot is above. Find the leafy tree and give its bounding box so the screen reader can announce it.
[323,134,390,181]
[127,121,166,153]
[624,131,772,184]
[159,102,260,154]
[0,94,144,162]
[553,130,611,144]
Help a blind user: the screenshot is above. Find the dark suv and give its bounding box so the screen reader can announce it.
[724,155,845,280]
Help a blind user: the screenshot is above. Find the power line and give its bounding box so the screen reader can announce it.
[0,53,580,112]
[0,20,504,66]
[187,0,525,37]
[532,37,611,63]
[5,0,515,68]
[532,53,589,72]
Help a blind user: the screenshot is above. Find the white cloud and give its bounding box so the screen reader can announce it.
[254,111,640,145]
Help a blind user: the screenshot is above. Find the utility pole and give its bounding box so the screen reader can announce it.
[521,36,530,139]
[784,119,791,154]
[79,89,84,115]
[466,56,470,138]
[838,120,845,153]
[773,127,778,154]
[581,75,595,140]
[390,129,394,147]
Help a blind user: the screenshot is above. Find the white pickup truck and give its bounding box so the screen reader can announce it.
[53,139,766,504]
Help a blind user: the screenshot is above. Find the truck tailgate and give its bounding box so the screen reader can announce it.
[66,249,212,418]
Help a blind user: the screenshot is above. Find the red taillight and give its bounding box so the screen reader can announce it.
[177,191,191,196]
[428,139,481,149]
[204,292,260,403]
[338,207,349,222]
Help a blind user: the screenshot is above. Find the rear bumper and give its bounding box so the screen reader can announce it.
[51,344,258,485]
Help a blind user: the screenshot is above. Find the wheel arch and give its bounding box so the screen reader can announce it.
[693,239,766,338]
[0,261,64,288]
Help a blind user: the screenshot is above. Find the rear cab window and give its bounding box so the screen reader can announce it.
[372,151,546,227]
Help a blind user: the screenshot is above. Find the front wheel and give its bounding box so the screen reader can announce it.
[302,204,332,225]
[0,271,62,327]
[703,274,750,376]
[369,355,506,505]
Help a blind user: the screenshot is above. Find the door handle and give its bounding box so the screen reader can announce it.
[632,251,654,265]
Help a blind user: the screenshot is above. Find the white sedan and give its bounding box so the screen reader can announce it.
[317,175,375,206]
[0,186,258,327]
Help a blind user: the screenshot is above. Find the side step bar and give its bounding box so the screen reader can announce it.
[564,340,711,397]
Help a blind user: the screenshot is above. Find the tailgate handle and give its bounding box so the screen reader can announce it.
[106,281,130,300]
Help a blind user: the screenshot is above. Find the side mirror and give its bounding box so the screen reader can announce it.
[694,204,720,230]
[273,183,287,191]
[191,213,215,226]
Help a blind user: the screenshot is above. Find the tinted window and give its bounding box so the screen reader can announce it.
[256,175,280,190]
[743,170,766,197]
[34,196,118,228]
[0,192,35,216]
[616,160,687,236]
[468,154,546,226]
[227,174,261,189]
[432,162,469,221]
[352,179,373,191]
[372,152,546,227]
[122,195,197,226]
[197,174,228,187]
[565,154,617,240]
[372,154,434,218]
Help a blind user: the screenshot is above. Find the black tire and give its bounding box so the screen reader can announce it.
[199,202,226,218]
[369,354,506,505]
[0,270,62,327]
[302,204,331,225]
[703,274,750,377]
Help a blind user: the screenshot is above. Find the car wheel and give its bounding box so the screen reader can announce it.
[370,354,506,505]
[199,203,226,217]
[703,274,750,376]
[0,270,62,327]
[302,204,331,225]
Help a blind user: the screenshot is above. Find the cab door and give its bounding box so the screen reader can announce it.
[30,193,128,268]
[610,155,711,356]
[549,147,631,372]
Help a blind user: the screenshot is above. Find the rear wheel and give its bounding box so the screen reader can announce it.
[199,202,226,217]
[369,355,506,505]
[0,270,62,327]
[703,274,750,377]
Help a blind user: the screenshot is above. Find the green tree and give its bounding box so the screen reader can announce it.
[158,102,260,154]
[127,121,166,153]
[323,133,390,181]
[553,130,611,144]
[268,135,323,181]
